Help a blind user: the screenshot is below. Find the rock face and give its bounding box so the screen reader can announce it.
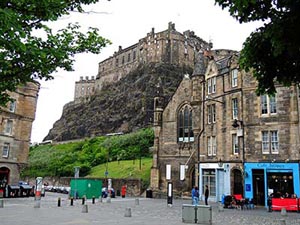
[44,63,193,141]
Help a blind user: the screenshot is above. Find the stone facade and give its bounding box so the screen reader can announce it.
[0,82,40,188]
[74,22,210,102]
[151,49,300,206]
[74,76,96,103]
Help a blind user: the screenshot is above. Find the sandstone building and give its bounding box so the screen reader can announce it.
[0,82,40,193]
[151,49,300,207]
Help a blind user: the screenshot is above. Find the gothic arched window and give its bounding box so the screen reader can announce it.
[178,105,194,142]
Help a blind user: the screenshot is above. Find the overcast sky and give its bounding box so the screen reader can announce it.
[31,0,262,143]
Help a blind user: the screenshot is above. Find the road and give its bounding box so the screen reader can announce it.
[0,192,300,225]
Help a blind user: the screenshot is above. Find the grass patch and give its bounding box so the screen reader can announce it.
[87,157,152,182]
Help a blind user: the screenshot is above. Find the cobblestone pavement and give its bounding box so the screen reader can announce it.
[0,193,300,225]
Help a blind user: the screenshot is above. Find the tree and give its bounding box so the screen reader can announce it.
[0,0,111,106]
[215,0,300,95]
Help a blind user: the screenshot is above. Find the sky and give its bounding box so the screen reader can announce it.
[30,0,262,143]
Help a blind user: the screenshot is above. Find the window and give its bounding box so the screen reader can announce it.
[262,130,279,154]
[208,104,216,124]
[8,100,16,112]
[207,136,216,156]
[232,134,239,154]
[128,53,131,62]
[231,69,238,87]
[4,120,13,135]
[2,143,9,158]
[232,98,238,119]
[207,77,216,94]
[178,105,194,142]
[261,94,277,115]
[133,51,136,60]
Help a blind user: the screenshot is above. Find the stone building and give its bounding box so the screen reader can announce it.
[0,82,40,190]
[151,49,300,207]
[74,76,96,103]
[74,22,210,102]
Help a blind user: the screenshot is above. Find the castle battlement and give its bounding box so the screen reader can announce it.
[75,22,211,102]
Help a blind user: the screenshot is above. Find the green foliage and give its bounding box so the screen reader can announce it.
[215,0,300,95]
[0,0,111,106]
[21,128,154,178]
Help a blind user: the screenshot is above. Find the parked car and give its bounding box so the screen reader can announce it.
[102,187,115,198]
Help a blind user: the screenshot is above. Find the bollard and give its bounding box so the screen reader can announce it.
[99,196,103,203]
[34,200,41,208]
[218,203,224,212]
[135,198,139,205]
[70,197,74,206]
[281,207,287,217]
[92,196,95,204]
[106,196,111,203]
[58,197,61,207]
[82,197,85,205]
[0,199,3,208]
[82,204,88,213]
[124,207,132,217]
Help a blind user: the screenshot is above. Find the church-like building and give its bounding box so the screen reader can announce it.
[151,49,300,207]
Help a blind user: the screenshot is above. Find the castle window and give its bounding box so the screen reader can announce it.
[133,51,136,60]
[261,94,277,115]
[207,136,216,156]
[232,98,238,119]
[262,130,279,154]
[115,58,119,67]
[122,56,125,64]
[231,69,238,87]
[128,53,131,62]
[2,143,9,158]
[178,105,194,142]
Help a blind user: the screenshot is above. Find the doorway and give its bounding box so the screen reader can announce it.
[252,169,265,205]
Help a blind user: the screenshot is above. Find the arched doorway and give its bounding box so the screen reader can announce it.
[0,167,10,196]
[232,168,243,195]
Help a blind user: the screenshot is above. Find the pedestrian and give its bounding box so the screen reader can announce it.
[191,186,199,205]
[205,185,209,205]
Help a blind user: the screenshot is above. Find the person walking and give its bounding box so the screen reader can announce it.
[205,185,209,205]
[191,186,199,205]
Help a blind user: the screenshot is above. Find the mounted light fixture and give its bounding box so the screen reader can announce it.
[218,158,223,167]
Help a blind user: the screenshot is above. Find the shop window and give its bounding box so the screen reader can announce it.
[207,136,216,156]
[178,105,194,142]
[267,172,294,197]
[203,169,216,197]
[262,130,279,154]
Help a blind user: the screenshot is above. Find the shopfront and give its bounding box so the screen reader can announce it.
[199,163,230,202]
[244,162,300,207]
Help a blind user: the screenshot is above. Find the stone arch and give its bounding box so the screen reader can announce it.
[231,167,243,195]
[0,167,10,188]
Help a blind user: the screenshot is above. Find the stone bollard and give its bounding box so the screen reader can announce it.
[0,199,4,208]
[34,200,41,208]
[82,204,88,213]
[218,203,224,212]
[281,207,287,216]
[124,207,132,217]
[277,219,286,225]
[106,196,111,203]
[99,196,102,203]
[135,198,139,205]
[58,197,61,207]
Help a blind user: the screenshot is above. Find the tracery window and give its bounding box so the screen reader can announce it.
[178,105,194,142]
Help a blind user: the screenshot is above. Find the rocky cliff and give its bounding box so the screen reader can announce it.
[44,63,193,141]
